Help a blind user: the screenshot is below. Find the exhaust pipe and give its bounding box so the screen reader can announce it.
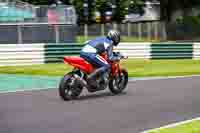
[73,74,88,87]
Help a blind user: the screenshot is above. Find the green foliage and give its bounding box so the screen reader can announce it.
[95,0,112,23]
[184,16,200,25]
[95,0,108,15]
[128,0,145,15]
[72,0,84,24]
[72,0,96,24]
[20,0,200,22]
[113,0,128,23]
[157,0,200,21]
[71,0,129,23]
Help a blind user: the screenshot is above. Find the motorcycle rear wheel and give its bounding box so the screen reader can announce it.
[109,69,128,94]
[59,73,82,101]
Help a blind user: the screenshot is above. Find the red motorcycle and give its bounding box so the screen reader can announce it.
[59,52,128,101]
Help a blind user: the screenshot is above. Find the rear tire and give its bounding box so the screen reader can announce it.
[59,73,82,101]
[109,69,128,94]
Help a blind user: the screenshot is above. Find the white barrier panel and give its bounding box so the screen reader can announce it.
[115,43,151,59]
[0,44,45,66]
[193,43,200,59]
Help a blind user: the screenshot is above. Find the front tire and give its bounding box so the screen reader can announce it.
[109,69,128,94]
[59,73,82,101]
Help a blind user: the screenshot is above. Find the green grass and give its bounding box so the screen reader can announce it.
[123,59,200,77]
[0,59,200,77]
[76,36,160,43]
[148,120,200,133]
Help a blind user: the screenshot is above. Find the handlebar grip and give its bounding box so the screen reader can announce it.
[123,55,128,59]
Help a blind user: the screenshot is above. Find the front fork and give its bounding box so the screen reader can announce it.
[110,63,121,78]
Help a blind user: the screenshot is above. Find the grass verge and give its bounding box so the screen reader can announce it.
[147,119,200,133]
[0,59,200,77]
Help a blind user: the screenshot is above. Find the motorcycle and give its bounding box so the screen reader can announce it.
[58,52,128,101]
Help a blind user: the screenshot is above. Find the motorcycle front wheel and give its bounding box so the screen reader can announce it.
[109,69,128,94]
[59,73,82,101]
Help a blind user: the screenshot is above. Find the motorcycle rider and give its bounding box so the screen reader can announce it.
[80,29,121,88]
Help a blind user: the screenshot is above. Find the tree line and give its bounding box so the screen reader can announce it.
[21,0,200,23]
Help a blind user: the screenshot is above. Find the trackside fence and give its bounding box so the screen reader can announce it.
[0,43,200,66]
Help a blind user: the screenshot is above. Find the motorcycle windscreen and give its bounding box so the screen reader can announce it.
[64,56,94,73]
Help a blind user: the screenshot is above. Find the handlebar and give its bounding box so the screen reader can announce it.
[113,52,128,60]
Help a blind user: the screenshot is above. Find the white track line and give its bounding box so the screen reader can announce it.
[141,117,200,133]
[0,88,55,94]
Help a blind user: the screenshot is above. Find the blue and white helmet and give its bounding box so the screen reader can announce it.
[107,30,120,46]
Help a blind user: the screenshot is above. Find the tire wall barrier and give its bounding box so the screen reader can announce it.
[0,43,200,66]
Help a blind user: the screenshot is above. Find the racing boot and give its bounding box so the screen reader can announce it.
[87,67,105,90]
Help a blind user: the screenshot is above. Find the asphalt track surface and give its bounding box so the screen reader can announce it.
[1,76,200,133]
